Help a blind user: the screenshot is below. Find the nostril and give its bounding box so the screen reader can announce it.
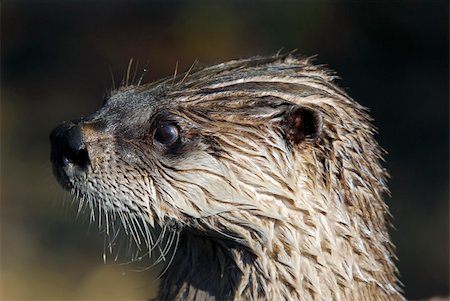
[62,144,89,167]
[50,122,90,170]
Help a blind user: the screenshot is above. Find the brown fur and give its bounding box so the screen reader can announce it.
[50,54,404,300]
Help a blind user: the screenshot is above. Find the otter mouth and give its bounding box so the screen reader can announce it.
[50,121,90,189]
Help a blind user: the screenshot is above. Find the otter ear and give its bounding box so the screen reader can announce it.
[282,106,322,144]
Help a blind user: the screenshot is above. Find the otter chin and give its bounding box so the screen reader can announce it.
[50,54,404,301]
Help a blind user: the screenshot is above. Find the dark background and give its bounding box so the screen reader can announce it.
[1,1,448,300]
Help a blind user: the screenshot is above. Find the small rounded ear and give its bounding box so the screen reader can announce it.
[283,106,323,144]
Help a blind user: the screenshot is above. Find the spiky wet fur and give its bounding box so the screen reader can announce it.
[58,54,403,300]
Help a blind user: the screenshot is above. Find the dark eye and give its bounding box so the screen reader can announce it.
[154,123,180,146]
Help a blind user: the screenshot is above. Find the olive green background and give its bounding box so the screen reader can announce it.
[1,1,448,300]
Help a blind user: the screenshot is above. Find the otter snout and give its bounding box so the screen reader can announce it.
[50,121,90,188]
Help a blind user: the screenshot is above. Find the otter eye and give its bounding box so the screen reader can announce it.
[154,123,180,146]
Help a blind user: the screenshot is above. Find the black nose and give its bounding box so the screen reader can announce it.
[50,122,90,170]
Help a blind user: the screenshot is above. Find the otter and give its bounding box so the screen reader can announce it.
[50,54,404,300]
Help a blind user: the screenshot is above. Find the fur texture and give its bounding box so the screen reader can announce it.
[51,54,404,300]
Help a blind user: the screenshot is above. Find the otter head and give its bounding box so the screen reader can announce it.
[50,55,402,300]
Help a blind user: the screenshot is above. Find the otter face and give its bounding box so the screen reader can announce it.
[50,58,329,249]
[50,82,322,240]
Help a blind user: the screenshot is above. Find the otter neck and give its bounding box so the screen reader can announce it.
[155,214,402,301]
[156,231,267,301]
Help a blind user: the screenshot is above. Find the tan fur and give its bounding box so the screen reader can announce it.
[52,54,404,300]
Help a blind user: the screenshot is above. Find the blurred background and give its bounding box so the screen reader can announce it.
[1,1,448,300]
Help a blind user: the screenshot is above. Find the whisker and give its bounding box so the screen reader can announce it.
[178,60,197,86]
[108,65,116,91]
[126,57,134,87]
[172,61,179,85]
[137,67,148,86]
[132,59,140,85]
[156,231,179,279]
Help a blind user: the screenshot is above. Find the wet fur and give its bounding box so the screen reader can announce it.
[57,54,403,300]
